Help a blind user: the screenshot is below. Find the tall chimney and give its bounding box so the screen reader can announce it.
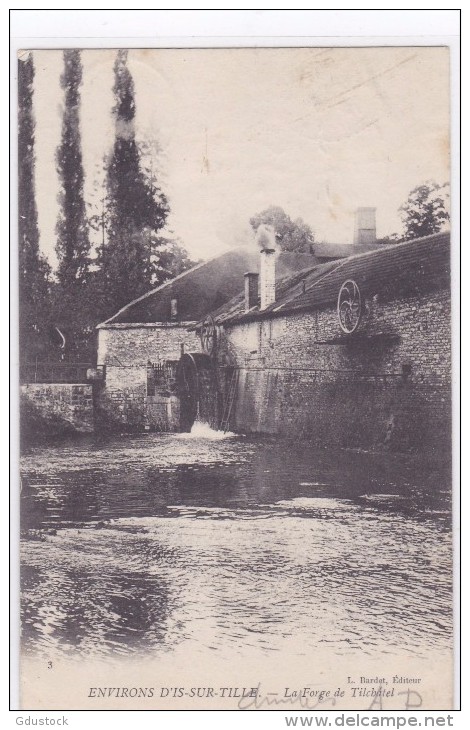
[354,207,376,245]
[260,249,276,309]
[244,272,259,312]
[255,224,278,310]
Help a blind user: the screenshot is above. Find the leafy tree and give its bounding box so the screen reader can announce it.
[150,235,198,287]
[97,50,169,316]
[399,181,450,241]
[249,206,315,252]
[54,50,94,360]
[18,52,52,363]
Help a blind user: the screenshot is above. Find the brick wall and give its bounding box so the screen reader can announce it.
[219,289,451,451]
[96,323,200,429]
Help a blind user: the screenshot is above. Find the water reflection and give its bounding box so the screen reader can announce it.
[22,558,173,657]
[20,433,452,660]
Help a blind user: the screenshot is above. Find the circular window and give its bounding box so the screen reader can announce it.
[337,280,362,334]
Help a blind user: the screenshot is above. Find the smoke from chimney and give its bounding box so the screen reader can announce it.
[255,224,279,310]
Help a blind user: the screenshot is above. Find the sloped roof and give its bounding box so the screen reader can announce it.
[313,241,381,259]
[98,248,320,326]
[204,231,451,327]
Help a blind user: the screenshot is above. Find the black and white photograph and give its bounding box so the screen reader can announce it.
[16,39,455,711]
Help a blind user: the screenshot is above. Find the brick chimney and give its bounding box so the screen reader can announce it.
[354,207,376,245]
[244,272,259,312]
[255,224,278,310]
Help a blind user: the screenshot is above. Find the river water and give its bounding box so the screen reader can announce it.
[20,428,453,664]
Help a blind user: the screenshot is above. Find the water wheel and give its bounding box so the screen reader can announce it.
[176,353,217,432]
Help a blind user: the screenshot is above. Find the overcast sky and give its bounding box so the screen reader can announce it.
[30,46,449,266]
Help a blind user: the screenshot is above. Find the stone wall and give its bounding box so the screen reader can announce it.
[93,287,451,451]
[218,289,451,451]
[220,291,450,382]
[21,383,94,433]
[96,323,200,430]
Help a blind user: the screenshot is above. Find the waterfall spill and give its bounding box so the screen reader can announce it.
[178,421,237,440]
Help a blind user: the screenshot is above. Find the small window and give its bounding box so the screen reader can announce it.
[147,360,179,396]
[402,363,412,382]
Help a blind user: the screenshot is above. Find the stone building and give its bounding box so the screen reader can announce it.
[96,202,451,453]
[96,246,326,429]
[198,230,451,452]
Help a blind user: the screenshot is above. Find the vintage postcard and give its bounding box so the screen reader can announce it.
[17,45,454,711]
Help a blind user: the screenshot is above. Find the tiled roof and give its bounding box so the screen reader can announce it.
[313,241,381,259]
[205,231,451,327]
[98,249,319,326]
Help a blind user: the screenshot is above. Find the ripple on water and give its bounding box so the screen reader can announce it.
[20,433,453,660]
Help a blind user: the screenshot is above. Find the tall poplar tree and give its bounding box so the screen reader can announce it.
[97,50,169,315]
[18,52,51,363]
[55,49,91,288]
[54,49,93,359]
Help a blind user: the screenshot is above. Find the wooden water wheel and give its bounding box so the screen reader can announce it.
[200,315,217,357]
[176,353,217,431]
